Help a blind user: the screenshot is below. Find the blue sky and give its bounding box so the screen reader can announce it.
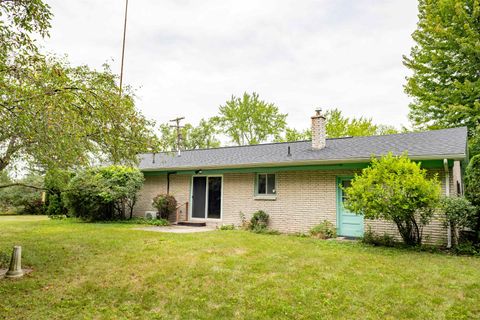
[43,0,419,131]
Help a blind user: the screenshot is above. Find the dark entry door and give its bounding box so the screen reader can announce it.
[192,176,207,218]
[191,176,222,219]
[207,177,222,219]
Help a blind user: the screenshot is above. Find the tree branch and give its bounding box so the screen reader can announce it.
[0,183,46,190]
[0,86,84,110]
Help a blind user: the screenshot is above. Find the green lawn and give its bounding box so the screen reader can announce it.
[1,217,480,319]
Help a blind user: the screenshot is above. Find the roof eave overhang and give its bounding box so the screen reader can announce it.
[140,153,467,172]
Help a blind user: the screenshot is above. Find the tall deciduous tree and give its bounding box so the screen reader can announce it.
[216,92,287,145]
[276,108,397,142]
[189,119,221,149]
[0,0,158,173]
[158,118,220,151]
[464,154,480,238]
[325,109,398,138]
[275,128,312,142]
[404,0,480,152]
[0,0,52,57]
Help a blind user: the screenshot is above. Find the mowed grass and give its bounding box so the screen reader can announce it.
[1,217,480,319]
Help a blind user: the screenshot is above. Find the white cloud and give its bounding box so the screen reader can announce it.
[43,0,419,130]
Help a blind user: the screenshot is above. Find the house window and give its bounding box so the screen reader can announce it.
[256,173,276,196]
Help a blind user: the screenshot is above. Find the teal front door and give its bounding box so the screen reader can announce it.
[337,178,364,237]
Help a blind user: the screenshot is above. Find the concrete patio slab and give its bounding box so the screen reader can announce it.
[133,225,216,234]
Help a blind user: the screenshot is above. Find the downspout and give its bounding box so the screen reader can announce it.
[444,159,451,248]
[167,172,172,195]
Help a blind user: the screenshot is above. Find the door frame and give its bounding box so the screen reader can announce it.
[336,176,364,237]
[189,174,223,221]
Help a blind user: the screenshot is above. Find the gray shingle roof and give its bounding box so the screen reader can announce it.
[139,127,468,171]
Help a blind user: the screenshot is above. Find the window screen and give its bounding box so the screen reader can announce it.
[257,174,276,195]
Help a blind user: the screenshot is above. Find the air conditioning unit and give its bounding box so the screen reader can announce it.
[144,211,157,220]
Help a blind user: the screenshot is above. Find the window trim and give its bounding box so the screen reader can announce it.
[254,173,277,199]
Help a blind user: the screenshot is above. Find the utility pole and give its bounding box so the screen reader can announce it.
[170,116,185,155]
[119,0,129,97]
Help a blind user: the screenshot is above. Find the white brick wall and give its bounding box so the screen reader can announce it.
[135,168,454,245]
[134,174,190,222]
[134,175,167,217]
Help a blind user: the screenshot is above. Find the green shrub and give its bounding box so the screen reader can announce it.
[453,241,480,256]
[152,194,178,220]
[310,221,337,239]
[248,210,280,234]
[45,169,73,216]
[440,196,477,245]
[238,210,279,234]
[440,196,477,229]
[63,166,144,221]
[23,198,46,215]
[250,210,269,230]
[219,224,235,230]
[362,228,397,247]
[344,153,441,246]
[46,194,66,216]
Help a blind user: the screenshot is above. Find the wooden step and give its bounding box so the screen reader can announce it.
[176,221,207,227]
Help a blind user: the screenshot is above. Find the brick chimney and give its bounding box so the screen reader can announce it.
[311,108,326,149]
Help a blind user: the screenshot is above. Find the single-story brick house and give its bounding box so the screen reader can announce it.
[135,110,468,245]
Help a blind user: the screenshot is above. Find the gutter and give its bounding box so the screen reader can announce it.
[140,154,466,172]
[444,159,452,248]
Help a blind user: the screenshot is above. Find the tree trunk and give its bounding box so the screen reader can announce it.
[395,218,420,246]
[0,137,19,173]
[128,196,136,219]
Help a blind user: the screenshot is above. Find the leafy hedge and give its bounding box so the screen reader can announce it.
[45,169,74,216]
[63,165,144,221]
